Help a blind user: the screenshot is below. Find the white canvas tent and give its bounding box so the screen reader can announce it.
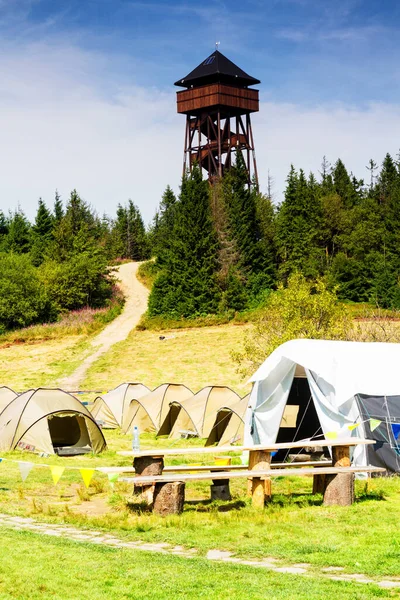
[0,386,18,413]
[91,383,151,430]
[165,386,241,439]
[0,388,106,455]
[123,384,194,434]
[245,339,400,470]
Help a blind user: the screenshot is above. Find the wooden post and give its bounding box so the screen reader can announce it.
[133,456,164,505]
[323,445,354,506]
[313,473,326,495]
[249,449,271,508]
[153,482,185,516]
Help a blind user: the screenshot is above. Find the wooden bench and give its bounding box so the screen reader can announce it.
[98,461,333,501]
[116,438,380,512]
[121,465,384,514]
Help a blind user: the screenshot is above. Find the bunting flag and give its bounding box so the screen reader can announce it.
[370,418,382,432]
[80,468,95,488]
[18,461,33,482]
[50,466,65,486]
[348,423,360,431]
[391,423,400,441]
[325,431,338,440]
[107,473,119,488]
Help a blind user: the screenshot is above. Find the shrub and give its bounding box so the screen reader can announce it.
[233,273,350,376]
[0,253,55,331]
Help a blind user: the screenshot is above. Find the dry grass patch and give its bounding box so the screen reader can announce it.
[0,335,91,391]
[83,324,251,395]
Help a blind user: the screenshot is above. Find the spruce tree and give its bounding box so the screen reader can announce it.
[148,165,220,317]
[5,208,31,254]
[53,190,64,224]
[31,199,54,265]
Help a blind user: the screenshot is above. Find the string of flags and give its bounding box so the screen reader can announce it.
[0,457,119,488]
[324,417,400,440]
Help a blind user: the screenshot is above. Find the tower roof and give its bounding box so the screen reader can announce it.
[174,50,260,88]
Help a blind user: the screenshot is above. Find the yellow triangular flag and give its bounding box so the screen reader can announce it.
[348,423,360,431]
[50,466,65,486]
[370,418,381,432]
[80,468,95,488]
[325,431,338,440]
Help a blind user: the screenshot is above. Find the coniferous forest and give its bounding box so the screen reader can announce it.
[149,152,400,317]
[2,151,400,331]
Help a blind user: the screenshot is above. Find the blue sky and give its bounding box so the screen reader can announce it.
[0,0,400,222]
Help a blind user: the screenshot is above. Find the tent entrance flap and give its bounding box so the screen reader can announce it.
[274,377,324,461]
[48,414,92,455]
[158,403,182,436]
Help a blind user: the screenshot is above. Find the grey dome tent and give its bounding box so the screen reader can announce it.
[91,383,151,430]
[0,388,106,455]
[123,384,194,434]
[0,386,18,413]
[245,339,400,473]
[162,386,241,439]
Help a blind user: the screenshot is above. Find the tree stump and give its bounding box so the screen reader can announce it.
[312,473,326,495]
[153,482,185,516]
[133,456,164,505]
[248,449,271,508]
[323,445,354,506]
[210,480,231,501]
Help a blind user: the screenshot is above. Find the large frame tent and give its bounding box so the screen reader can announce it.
[0,386,18,413]
[0,388,106,455]
[162,386,241,439]
[245,339,400,472]
[91,383,151,430]
[123,384,194,434]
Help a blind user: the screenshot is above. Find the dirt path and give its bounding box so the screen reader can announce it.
[58,262,149,391]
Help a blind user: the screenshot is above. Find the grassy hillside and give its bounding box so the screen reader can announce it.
[83,324,251,395]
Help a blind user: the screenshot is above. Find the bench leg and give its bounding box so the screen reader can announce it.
[249,450,271,508]
[133,456,164,505]
[211,479,231,501]
[153,482,185,516]
[313,473,326,495]
[323,445,354,506]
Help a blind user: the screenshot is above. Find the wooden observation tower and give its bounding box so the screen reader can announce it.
[175,50,260,187]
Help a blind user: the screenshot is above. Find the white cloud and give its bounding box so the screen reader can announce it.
[0,39,399,225]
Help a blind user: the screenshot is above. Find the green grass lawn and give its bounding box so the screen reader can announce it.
[0,431,399,579]
[0,528,394,600]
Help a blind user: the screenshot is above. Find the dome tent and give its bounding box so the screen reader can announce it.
[91,383,151,430]
[162,386,241,439]
[205,394,250,446]
[205,393,299,447]
[123,384,194,434]
[0,388,106,455]
[245,339,400,473]
[0,386,18,413]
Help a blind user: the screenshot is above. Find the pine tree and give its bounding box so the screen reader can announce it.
[53,190,64,224]
[220,152,274,297]
[276,167,323,279]
[31,198,54,265]
[148,165,220,317]
[4,208,31,254]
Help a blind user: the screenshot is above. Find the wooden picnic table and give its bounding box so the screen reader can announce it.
[118,438,379,509]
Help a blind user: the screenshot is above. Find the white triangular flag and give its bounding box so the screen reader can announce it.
[18,461,33,482]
